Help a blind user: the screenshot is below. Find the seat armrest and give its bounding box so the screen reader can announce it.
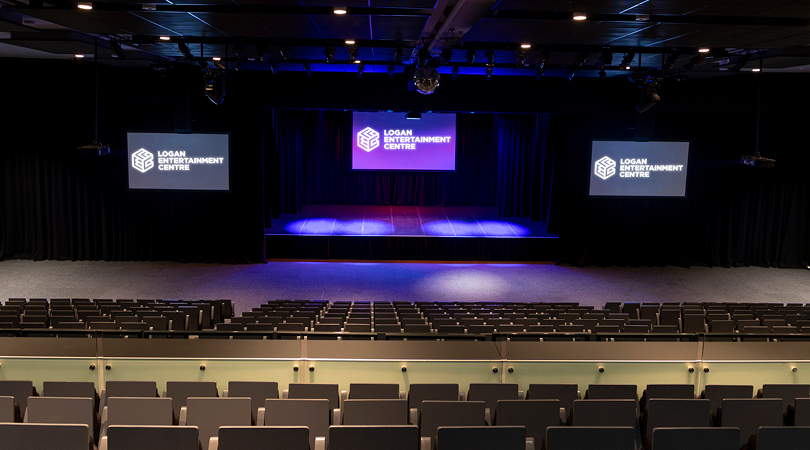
[518,390,524,400]
[99,389,107,415]
[179,406,188,425]
[340,390,348,404]
[409,408,418,425]
[99,436,108,450]
[314,436,326,450]
[485,408,491,425]
[100,406,108,438]
[576,390,581,400]
[332,408,340,425]
[559,407,566,424]
[23,408,29,423]
[525,437,535,450]
[458,391,466,401]
[208,436,218,450]
[400,390,406,400]
[257,407,265,426]
[222,389,229,397]
[282,389,289,399]
[420,436,431,450]
[163,389,168,398]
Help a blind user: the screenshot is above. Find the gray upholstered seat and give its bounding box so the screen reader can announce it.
[719,398,784,448]
[106,425,200,450]
[164,381,218,418]
[650,427,739,450]
[329,425,419,450]
[217,426,309,450]
[0,423,90,450]
[436,426,525,450]
[544,426,636,450]
[225,381,279,420]
[263,399,330,450]
[181,397,252,446]
[342,399,409,425]
[495,399,562,445]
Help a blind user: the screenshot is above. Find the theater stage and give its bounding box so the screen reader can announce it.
[265,205,558,262]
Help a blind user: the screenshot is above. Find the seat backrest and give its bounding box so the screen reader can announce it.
[106,397,174,427]
[165,381,218,417]
[756,426,810,450]
[106,425,200,450]
[719,398,784,448]
[701,385,753,414]
[526,384,578,417]
[494,399,560,443]
[349,383,400,399]
[586,385,638,403]
[25,397,94,437]
[572,399,637,427]
[106,381,158,399]
[419,401,486,438]
[186,397,252,445]
[342,399,408,425]
[329,425,419,450]
[408,384,459,411]
[645,399,712,439]
[795,398,810,426]
[651,427,740,450]
[0,380,34,413]
[436,426,524,450]
[760,384,810,412]
[264,399,330,450]
[0,396,15,422]
[287,383,340,411]
[42,381,96,405]
[544,426,635,450]
[643,384,695,406]
[467,384,519,412]
[218,426,309,450]
[226,381,279,419]
[0,423,90,450]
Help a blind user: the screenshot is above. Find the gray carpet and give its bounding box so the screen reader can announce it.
[2,260,809,316]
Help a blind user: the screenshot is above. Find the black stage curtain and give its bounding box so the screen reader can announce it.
[266,110,555,218]
[1,61,266,263]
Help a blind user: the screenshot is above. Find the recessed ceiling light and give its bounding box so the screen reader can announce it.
[752,68,761,72]
[77,3,93,10]
[212,57,221,61]
[625,66,631,70]
[345,40,356,45]
[698,48,710,53]
[159,36,171,41]
[74,54,85,58]
[354,60,361,64]
[520,43,531,49]
[573,12,587,20]
[334,6,347,15]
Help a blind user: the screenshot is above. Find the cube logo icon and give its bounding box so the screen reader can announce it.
[594,156,616,180]
[132,148,154,173]
[357,127,380,152]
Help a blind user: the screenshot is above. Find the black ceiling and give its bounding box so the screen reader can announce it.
[3,0,810,77]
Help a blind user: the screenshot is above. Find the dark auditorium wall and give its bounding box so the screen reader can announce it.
[2,58,808,267]
[1,60,266,263]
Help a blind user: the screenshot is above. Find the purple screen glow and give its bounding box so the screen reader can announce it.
[352,111,457,171]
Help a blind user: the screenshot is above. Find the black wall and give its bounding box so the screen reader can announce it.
[2,58,808,267]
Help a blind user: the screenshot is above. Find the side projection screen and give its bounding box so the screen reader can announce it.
[588,140,690,197]
[127,132,230,191]
[352,111,456,171]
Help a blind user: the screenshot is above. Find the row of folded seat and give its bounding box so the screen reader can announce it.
[4,380,810,450]
[0,298,232,331]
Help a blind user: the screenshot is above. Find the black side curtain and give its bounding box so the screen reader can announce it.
[266,109,554,218]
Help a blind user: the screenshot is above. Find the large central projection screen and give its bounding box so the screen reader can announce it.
[351,111,456,171]
[588,140,690,197]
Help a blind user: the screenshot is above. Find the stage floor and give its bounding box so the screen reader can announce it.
[266,205,556,238]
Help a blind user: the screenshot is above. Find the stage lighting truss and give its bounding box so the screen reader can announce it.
[636,76,661,113]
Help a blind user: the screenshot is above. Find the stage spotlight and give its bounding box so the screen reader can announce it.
[204,69,224,105]
[304,63,312,77]
[731,53,752,73]
[324,46,335,63]
[394,47,403,64]
[517,49,528,67]
[535,66,545,79]
[566,52,588,81]
[348,44,358,63]
[110,40,126,59]
[485,49,495,66]
[177,41,194,60]
[357,61,364,78]
[663,52,680,71]
[269,62,278,75]
[595,50,613,69]
[683,53,706,71]
[278,45,291,60]
[636,78,660,113]
[485,66,492,80]
[406,111,421,120]
[599,68,606,78]
[466,49,476,64]
[388,64,395,78]
[536,50,550,68]
[620,51,636,69]
[452,65,459,80]
[441,48,453,64]
[234,44,245,60]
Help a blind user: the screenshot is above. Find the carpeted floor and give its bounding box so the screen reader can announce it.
[1,260,809,316]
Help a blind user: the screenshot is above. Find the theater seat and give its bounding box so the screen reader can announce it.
[0,423,91,450]
[408,384,462,424]
[100,397,174,438]
[754,426,810,450]
[329,425,419,450]
[223,381,279,422]
[650,427,739,450]
[214,426,309,450]
[179,397,252,447]
[494,399,562,446]
[718,398,783,449]
[642,399,712,447]
[341,399,409,425]
[467,383,520,424]
[164,381,219,418]
[105,425,200,450]
[543,426,635,450]
[419,401,486,450]
[261,399,330,450]
[526,384,579,422]
[436,426,526,450]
